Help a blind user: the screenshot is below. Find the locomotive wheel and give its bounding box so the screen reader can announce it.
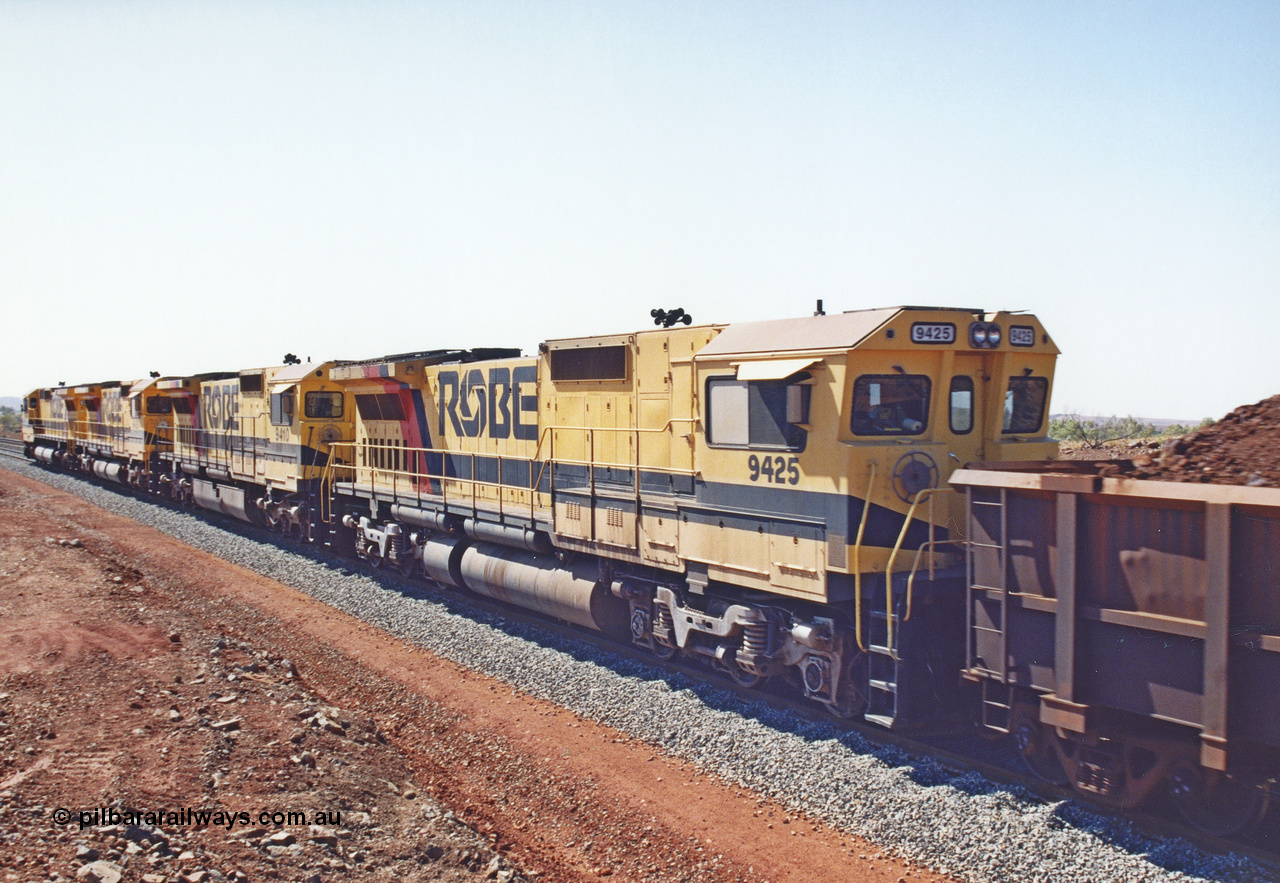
[823,650,868,720]
[823,697,858,720]
[719,659,761,689]
[651,640,676,661]
[1169,764,1269,837]
[399,554,417,578]
[1010,704,1069,785]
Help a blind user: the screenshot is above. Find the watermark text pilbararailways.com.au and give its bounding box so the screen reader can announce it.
[51,806,344,831]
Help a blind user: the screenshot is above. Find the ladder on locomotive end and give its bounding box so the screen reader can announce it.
[865,583,903,728]
[857,483,955,730]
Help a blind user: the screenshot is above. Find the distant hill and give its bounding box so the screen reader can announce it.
[0,397,21,411]
[1049,413,1200,429]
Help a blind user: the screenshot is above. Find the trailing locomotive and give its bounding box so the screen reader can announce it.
[21,305,1277,834]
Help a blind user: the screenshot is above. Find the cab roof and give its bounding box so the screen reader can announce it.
[695,308,903,360]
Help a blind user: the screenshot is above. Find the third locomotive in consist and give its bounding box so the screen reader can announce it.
[21,306,1280,835]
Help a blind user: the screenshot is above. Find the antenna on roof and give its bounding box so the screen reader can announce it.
[283,353,302,365]
[815,299,825,316]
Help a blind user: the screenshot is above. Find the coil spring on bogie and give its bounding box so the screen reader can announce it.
[388,534,402,560]
[742,622,769,657]
[654,604,675,646]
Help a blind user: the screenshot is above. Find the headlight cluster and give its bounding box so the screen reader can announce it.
[969,322,1002,348]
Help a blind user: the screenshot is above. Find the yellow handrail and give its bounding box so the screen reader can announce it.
[530,417,697,462]
[324,442,698,493]
[852,463,877,652]
[319,434,703,536]
[883,495,921,651]
[884,487,957,645]
[315,413,702,531]
[904,537,955,622]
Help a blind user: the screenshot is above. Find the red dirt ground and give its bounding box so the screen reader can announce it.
[0,466,953,883]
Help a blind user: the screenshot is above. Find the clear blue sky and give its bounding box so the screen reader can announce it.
[3,2,1276,420]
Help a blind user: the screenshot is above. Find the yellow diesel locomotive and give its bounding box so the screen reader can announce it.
[24,306,1058,724]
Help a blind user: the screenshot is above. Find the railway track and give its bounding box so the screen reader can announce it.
[440,573,1280,873]
[0,437,25,460]
[5,453,1279,878]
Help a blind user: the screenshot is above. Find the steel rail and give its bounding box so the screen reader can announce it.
[0,437,26,459]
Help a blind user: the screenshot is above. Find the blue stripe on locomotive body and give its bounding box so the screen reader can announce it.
[552,472,938,550]
[411,388,431,455]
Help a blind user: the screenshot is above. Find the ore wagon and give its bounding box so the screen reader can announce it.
[952,462,1280,834]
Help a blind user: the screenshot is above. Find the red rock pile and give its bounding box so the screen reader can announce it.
[1127,394,1280,487]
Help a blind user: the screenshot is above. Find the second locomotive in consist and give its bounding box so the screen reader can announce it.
[27,305,1279,834]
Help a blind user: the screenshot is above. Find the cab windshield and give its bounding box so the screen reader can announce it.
[1003,376,1048,434]
[851,375,930,436]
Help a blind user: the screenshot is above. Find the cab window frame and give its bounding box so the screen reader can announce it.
[851,374,931,437]
[949,376,975,435]
[270,390,296,427]
[304,390,344,420]
[705,376,810,452]
[1002,376,1048,435]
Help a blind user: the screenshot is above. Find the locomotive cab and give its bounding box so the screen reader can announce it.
[23,388,60,463]
[31,383,115,476]
[160,363,347,535]
[626,306,1061,722]
[116,377,183,489]
[687,307,1059,598]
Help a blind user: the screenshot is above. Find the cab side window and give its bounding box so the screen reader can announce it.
[706,378,809,451]
[270,391,296,426]
[949,376,974,434]
[305,391,343,419]
[851,375,930,436]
